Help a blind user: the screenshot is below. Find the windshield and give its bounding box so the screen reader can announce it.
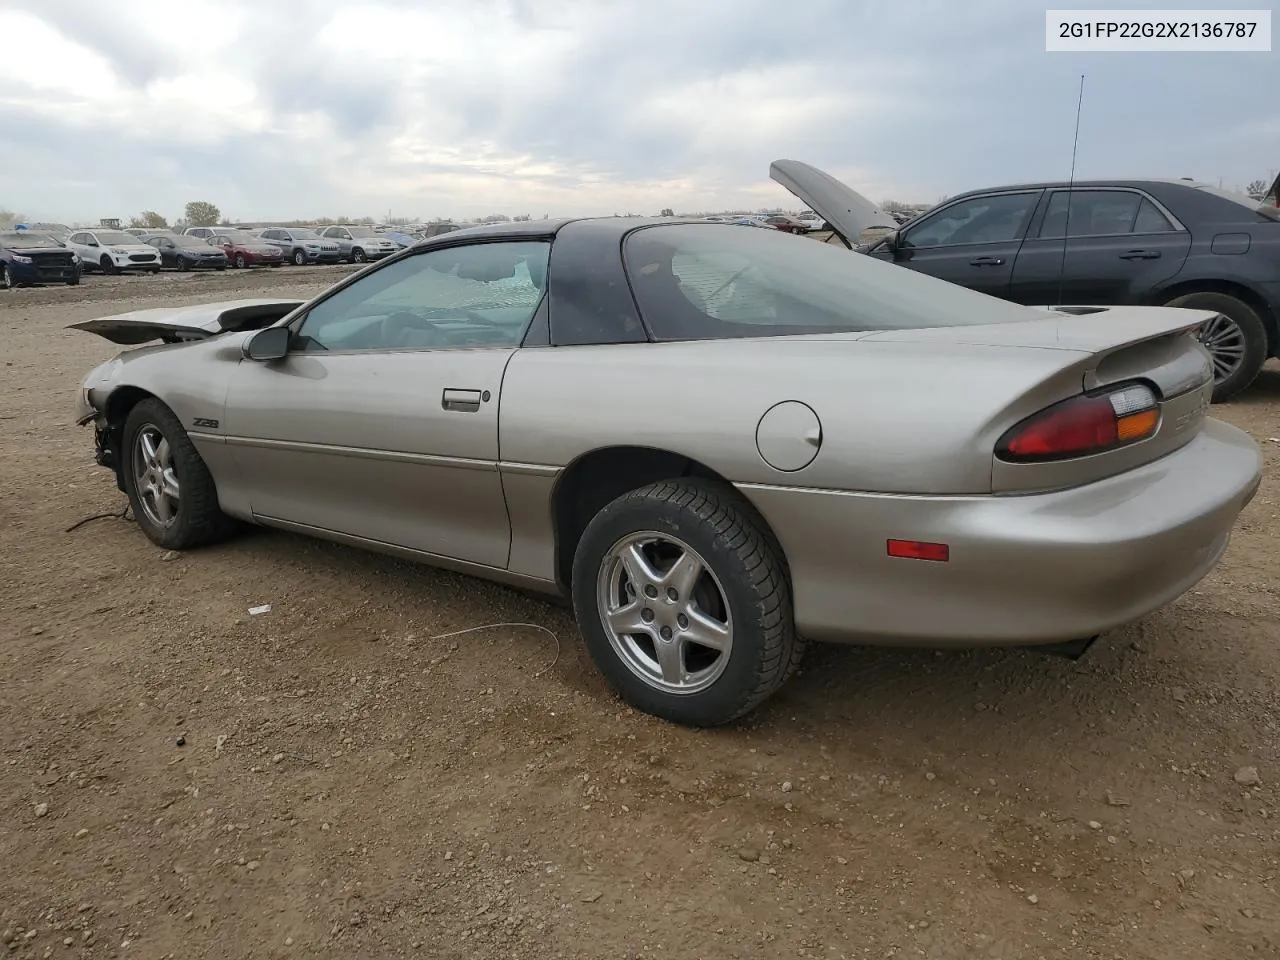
[214,230,259,243]
[288,229,322,240]
[347,227,381,238]
[93,231,137,245]
[623,223,1035,341]
[1,232,61,248]
[173,236,214,248]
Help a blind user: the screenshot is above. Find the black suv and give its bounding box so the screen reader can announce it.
[863,180,1280,401]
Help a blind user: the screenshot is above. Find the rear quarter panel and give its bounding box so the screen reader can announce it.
[499,337,1094,491]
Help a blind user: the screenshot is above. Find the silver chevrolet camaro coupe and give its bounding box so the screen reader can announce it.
[73,179,1263,726]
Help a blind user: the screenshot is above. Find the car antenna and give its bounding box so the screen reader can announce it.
[1055,73,1085,309]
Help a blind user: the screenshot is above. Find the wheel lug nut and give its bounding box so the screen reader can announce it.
[660,626,673,641]
[641,608,655,623]
[644,584,658,599]
[677,614,689,629]
[666,587,678,602]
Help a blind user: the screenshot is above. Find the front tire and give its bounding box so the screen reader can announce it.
[1,264,11,290]
[293,249,307,266]
[571,479,802,727]
[177,257,190,272]
[65,274,80,286]
[1163,291,1269,402]
[121,399,236,550]
[351,247,367,263]
[99,256,116,275]
[234,254,247,269]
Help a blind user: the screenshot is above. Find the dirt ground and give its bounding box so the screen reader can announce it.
[2,268,1278,960]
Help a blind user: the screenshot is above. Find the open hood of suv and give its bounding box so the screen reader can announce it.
[769,158,898,247]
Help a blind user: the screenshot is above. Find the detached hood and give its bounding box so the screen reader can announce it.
[69,298,304,345]
[769,159,898,247]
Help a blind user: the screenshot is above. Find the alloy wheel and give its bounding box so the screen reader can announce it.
[596,531,733,695]
[1197,313,1247,383]
[132,425,180,528]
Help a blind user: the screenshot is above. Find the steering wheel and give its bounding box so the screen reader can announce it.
[379,311,443,347]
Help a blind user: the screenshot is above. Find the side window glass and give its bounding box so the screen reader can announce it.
[295,241,550,352]
[1133,198,1175,233]
[1039,190,1144,238]
[903,193,1036,247]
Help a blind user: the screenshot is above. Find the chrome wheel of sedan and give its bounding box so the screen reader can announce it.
[1196,313,1247,383]
[132,425,180,527]
[596,531,733,694]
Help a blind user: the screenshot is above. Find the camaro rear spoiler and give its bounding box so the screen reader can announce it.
[68,298,304,345]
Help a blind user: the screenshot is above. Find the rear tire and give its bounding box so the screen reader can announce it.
[571,479,802,727]
[1162,291,1268,402]
[121,398,237,551]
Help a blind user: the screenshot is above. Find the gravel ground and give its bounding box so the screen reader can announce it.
[2,268,1278,960]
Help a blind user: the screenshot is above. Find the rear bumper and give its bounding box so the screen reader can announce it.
[740,417,1262,646]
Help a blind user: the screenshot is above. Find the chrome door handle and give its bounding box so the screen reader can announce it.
[441,388,483,412]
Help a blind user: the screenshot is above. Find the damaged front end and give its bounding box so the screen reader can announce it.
[75,366,128,490]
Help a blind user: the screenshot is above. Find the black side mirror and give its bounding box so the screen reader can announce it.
[243,326,291,361]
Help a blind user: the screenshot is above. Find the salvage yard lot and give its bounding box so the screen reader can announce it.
[2,271,1279,959]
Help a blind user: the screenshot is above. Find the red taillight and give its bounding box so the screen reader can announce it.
[996,383,1160,462]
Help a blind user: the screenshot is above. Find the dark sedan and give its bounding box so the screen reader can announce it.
[146,233,229,271]
[776,160,1280,401]
[1,232,81,288]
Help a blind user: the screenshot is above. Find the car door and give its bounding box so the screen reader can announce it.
[1006,188,1192,305]
[221,238,550,568]
[321,226,348,256]
[875,190,1042,298]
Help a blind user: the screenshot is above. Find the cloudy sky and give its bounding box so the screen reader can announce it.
[0,0,1275,224]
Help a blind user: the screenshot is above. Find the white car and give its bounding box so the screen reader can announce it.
[66,229,162,275]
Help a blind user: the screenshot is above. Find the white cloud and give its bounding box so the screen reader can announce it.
[0,0,1276,223]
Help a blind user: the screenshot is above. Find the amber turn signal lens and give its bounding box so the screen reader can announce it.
[1116,408,1159,442]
